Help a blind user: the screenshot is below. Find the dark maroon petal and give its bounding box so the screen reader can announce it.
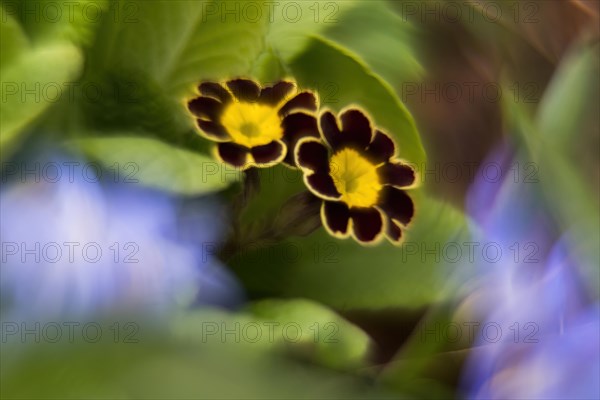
[188,96,223,120]
[386,219,403,243]
[279,92,317,116]
[217,143,249,168]
[295,138,329,172]
[260,81,295,106]
[378,162,416,187]
[251,141,285,164]
[378,186,414,226]
[281,113,319,166]
[365,130,396,163]
[226,79,260,102]
[197,119,230,141]
[322,201,350,237]
[306,173,341,199]
[350,207,384,243]
[199,82,232,104]
[320,111,342,149]
[339,109,373,150]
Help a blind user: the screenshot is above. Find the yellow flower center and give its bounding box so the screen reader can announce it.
[330,148,381,208]
[221,102,283,147]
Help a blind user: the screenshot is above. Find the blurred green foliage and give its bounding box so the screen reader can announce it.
[71,135,241,195]
[2,309,389,399]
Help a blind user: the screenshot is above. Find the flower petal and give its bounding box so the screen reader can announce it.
[322,201,350,238]
[279,91,318,116]
[250,140,286,165]
[226,79,260,102]
[197,119,230,142]
[319,110,342,149]
[295,137,329,173]
[365,130,396,163]
[281,112,319,166]
[350,207,385,244]
[378,162,416,188]
[260,81,295,106]
[188,96,223,120]
[339,109,373,150]
[378,186,414,226]
[199,82,232,104]
[216,142,249,168]
[305,173,341,200]
[385,218,403,244]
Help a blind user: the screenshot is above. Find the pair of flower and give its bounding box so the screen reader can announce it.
[187,79,417,245]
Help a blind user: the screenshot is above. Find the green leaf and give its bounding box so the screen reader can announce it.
[0,8,29,66]
[265,0,358,64]
[90,0,267,94]
[537,44,600,148]
[6,0,109,47]
[166,309,392,399]
[249,46,288,83]
[534,44,600,296]
[83,0,268,138]
[0,40,83,155]
[70,135,240,195]
[322,0,424,87]
[534,44,599,227]
[3,313,390,399]
[497,44,599,298]
[232,196,472,310]
[263,1,423,97]
[289,37,426,166]
[248,298,372,370]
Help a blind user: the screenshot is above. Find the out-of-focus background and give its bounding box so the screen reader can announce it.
[1,1,599,399]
